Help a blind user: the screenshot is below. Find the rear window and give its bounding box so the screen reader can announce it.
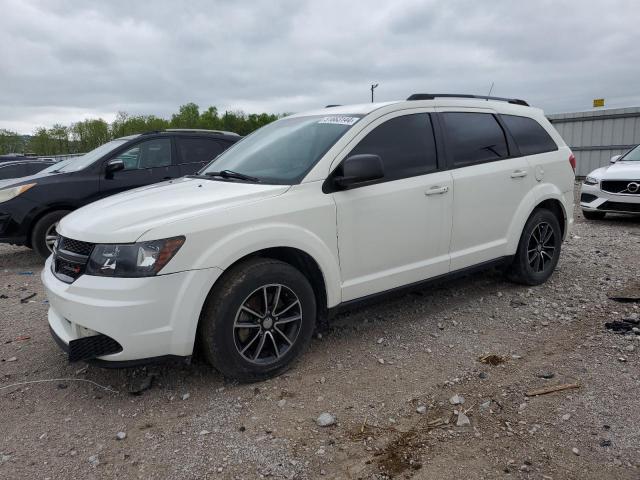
[442,112,509,166]
[501,114,557,156]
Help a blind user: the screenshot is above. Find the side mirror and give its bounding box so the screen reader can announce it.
[610,155,621,164]
[333,154,384,189]
[106,159,125,175]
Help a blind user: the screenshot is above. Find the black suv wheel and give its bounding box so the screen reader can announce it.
[31,210,70,259]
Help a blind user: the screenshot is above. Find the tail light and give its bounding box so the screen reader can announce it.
[569,153,576,173]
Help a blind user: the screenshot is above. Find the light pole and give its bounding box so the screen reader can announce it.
[371,83,379,103]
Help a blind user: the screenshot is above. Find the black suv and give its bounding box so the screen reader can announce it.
[0,129,240,258]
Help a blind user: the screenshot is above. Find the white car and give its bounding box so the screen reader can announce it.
[580,146,640,219]
[43,94,575,381]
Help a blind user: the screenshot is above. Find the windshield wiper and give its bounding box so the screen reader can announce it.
[204,170,260,182]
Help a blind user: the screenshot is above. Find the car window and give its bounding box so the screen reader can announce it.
[0,164,24,179]
[442,112,509,166]
[177,138,226,164]
[26,162,49,175]
[501,114,557,155]
[621,144,640,161]
[348,113,438,181]
[111,138,172,170]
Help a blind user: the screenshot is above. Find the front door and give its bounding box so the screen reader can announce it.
[331,112,453,302]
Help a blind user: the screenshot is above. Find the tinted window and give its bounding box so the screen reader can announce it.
[0,164,25,179]
[442,112,509,166]
[349,113,437,181]
[501,114,557,155]
[177,138,226,164]
[112,138,172,170]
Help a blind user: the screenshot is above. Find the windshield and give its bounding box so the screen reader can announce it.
[40,159,72,173]
[200,114,362,184]
[622,145,640,161]
[57,139,130,172]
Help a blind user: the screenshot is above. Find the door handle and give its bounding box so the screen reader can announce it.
[425,185,449,196]
[510,170,528,178]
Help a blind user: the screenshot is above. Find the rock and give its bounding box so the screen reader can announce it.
[377,337,384,344]
[456,412,470,427]
[116,431,127,440]
[478,372,488,379]
[541,321,550,326]
[88,455,99,467]
[199,430,210,435]
[277,399,287,408]
[449,394,465,405]
[128,373,155,395]
[316,413,336,427]
[625,345,635,352]
[600,439,612,447]
[479,400,491,411]
[416,405,427,414]
[181,393,190,401]
[572,447,580,456]
[561,414,571,421]
[511,354,523,360]
[618,357,627,362]
[377,358,385,365]
[437,323,444,330]
[6,357,17,362]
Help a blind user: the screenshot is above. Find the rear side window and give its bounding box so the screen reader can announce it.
[501,114,557,155]
[349,113,437,181]
[442,112,509,167]
[177,138,227,164]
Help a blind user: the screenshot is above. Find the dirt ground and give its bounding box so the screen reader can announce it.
[1,183,639,480]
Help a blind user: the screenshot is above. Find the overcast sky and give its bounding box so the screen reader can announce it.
[2,0,639,134]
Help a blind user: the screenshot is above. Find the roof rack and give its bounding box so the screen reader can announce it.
[164,128,240,136]
[406,93,529,107]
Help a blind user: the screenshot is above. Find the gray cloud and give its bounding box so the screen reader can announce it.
[1,0,639,133]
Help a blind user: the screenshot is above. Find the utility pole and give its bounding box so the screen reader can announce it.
[371,83,379,103]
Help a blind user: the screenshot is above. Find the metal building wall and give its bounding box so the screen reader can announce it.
[547,107,640,176]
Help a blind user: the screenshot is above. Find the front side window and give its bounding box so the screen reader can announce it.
[200,115,362,184]
[501,114,557,155]
[442,112,509,166]
[348,113,438,181]
[111,138,172,170]
[622,144,640,161]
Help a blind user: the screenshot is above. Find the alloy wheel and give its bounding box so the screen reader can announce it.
[45,222,60,253]
[527,221,555,273]
[233,284,302,365]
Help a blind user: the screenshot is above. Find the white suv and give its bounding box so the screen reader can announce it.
[580,145,640,219]
[43,94,575,381]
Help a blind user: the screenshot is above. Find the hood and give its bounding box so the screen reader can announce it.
[599,161,640,179]
[0,168,66,190]
[58,177,290,243]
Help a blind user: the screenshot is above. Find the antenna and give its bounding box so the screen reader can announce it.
[371,83,379,103]
[487,82,495,98]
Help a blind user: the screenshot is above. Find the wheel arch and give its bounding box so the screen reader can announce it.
[25,205,75,247]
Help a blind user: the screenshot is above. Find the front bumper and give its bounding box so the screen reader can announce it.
[42,257,222,363]
[580,182,640,214]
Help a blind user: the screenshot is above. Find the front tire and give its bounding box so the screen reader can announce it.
[507,209,562,286]
[582,210,606,220]
[198,257,316,382]
[31,210,70,259]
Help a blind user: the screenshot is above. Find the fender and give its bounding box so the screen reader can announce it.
[182,222,342,308]
[505,182,569,253]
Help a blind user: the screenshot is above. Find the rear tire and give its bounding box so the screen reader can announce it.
[198,257,316,382]
[31,210,70,259]
[582,210,606,220]
[507,209,562,286]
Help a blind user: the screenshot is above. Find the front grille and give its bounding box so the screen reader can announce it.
[68,334,123,362]
[52,236,94,283]
[59,237,95,256]
[601,180,640,194]
[580,193,598,203]
[598,201,640,213]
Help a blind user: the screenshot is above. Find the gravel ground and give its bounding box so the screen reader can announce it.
[1,183,639,480]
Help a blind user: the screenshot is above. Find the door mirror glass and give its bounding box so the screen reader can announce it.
[610,154,621,163]
[334,154,384,189]
[106,159,125,174]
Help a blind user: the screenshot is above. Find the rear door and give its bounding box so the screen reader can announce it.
[439,109,535,271]
[176,136,231,175]
[98,137,180,197]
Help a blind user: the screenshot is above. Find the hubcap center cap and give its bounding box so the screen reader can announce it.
[537,244,542,252]
[262,317,274,329]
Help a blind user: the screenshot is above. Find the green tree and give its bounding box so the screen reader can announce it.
[0,129,25,154]
[170,103,200,128]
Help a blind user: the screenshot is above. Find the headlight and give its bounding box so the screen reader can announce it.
[584,176,598,185]
[0,183,36,204]
[85,236,185,277]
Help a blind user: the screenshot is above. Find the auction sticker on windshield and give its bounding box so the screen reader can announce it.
[318,116,359,126]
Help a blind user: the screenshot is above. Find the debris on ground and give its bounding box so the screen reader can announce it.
[128,373,156,395]
[537,372,555,379]
[20,293,36,303]
[478,353,506,365]
[116,431,127,440]
[605,318,640,335]
[316,413,336,427]
[416,405,427,414]
[609,282,640,303]
[526,382,580,397]
[449,394,465,405]
[455,411,471,427]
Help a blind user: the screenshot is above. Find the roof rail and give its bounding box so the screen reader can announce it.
[164,128,240,136]
[406,93,529,107]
